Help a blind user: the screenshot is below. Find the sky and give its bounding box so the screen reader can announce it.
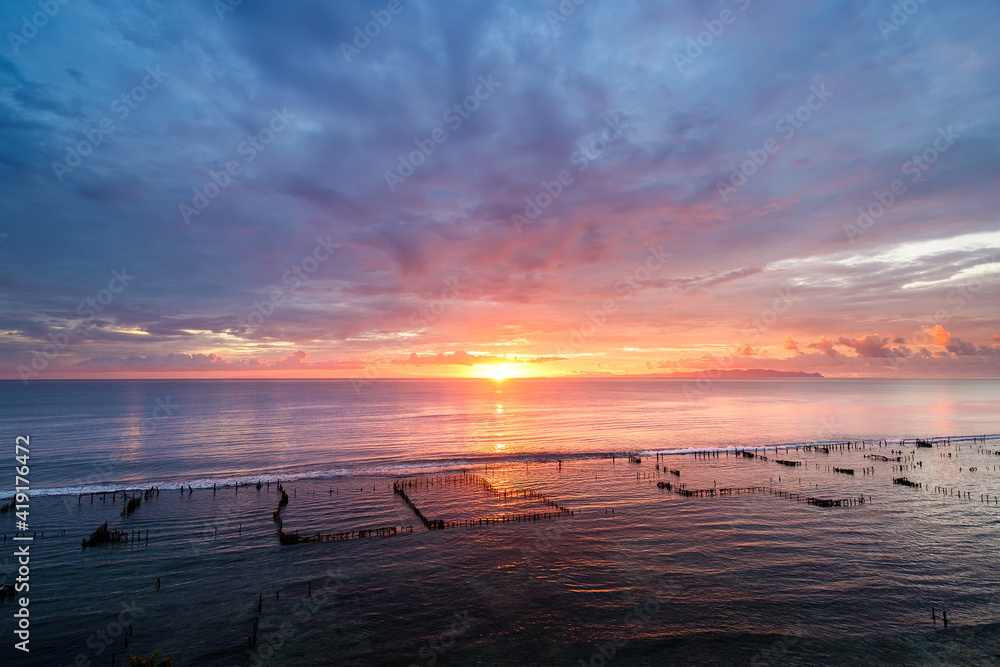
[1,0,999,381]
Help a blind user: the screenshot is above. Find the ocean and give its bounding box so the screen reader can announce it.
[1,378,999,666]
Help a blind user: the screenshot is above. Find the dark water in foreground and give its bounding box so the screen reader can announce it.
[1,379,999,665]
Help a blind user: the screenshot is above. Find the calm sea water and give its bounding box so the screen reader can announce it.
[1,379,999,666]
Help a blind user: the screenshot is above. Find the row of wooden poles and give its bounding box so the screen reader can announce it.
[393,481,442,529]
[81,521,149,548]
[647,454,682,478]
[656,481,866,507]
[654,454,682,476]
[275,480,415,544]
[74,479,279,507]
[393,474,575,531]
[77,486,160,504]
[683,441,893,461]
[894,477,1000,504]
[436,512,571,528]
[638,436,996,463]
[732,440,998,500]
[636,440,888,463]
[280,525,414,545]
[913,435,991,445]
[78,480,277,553]
[738,442,1000,507]
[396,473,574,515]
[272,484,289,526]
[78,486,159,549]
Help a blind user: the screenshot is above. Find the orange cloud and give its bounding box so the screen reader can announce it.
[734,344,756,356]
[807,336,837,357]
[783,337,802,355]
[923,324,951,346]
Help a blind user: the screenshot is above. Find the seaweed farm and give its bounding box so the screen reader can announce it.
[392,474,575,529]
[5,432,1000,665]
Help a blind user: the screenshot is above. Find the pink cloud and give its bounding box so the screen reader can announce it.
[392,351,565,366]
[807,336,837,357]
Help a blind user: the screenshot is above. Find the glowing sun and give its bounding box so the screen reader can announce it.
[478,363,521,381]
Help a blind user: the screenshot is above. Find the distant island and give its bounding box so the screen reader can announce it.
[648,369,823,379]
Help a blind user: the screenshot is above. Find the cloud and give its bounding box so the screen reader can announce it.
[654,266,765,292]
[734,343,756,356]
[392,352,565,366]
[923,325,951,346]
[74,353,267,370]
[70,351,362,372]
[836,335,907,359]
[651,332,1000,377]
[807,337,837,357]
[945,338,978,356]
[783,337,802,355]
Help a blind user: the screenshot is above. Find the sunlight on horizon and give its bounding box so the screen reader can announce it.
[474,363,527,381]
